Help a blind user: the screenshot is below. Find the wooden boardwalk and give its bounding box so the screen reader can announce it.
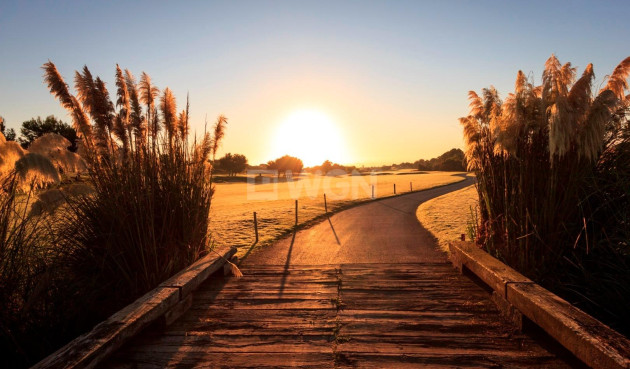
[105,262,571,368]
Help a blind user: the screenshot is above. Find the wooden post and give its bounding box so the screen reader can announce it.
[372,185,375,199]
[324,193,328,214]
[460,233,465,241]
[295,199,298,225]
[410,182,412,192]
[253,212,258,242]
[394,183,396,194]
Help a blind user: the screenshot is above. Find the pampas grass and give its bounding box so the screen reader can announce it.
[1,61,228,367]
[463,54,630,335]
[14,153,60,189]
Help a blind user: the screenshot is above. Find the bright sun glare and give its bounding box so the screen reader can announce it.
[271,110,349,167]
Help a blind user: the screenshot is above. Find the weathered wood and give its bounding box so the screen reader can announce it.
[448,241,532,297]
[107,352,334,369]
[32,287,179,369]
[33,246,236,369]
[159,293,193,328]
[508,282,630,369]
[105,263,572,368]
[450,241,630,369]
[160,245,236,298]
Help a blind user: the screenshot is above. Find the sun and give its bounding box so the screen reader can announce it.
[270,109,349,167]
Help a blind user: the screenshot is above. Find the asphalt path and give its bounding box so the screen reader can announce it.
[246,174,475,266]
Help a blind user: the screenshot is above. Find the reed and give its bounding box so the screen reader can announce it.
[462,55,630,335]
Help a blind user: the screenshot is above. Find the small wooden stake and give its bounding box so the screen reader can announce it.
[410,182,412,191]
[372,185,375,199]
[324,193,328,214]
[295,199,298,225]
[461,233,465,241]
[394,183,396,194]
[253,212,258,242]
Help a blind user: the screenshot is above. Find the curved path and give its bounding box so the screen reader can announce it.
[107,176,573,368]
[246,174,475,266]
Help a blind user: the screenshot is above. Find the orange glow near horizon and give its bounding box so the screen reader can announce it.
[269,109,350,167]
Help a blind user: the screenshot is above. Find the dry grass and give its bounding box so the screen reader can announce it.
[209,171,465,256]
[416,181,477,253]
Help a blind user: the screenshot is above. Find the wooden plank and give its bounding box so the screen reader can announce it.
[107,352,334,369]
[160,245,236,298]
[448,241,532,298]
[107,262,573,368]
[508,282,630,369]
[334,353,570,369]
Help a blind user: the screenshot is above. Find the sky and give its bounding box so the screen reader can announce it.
[1,0,629,166]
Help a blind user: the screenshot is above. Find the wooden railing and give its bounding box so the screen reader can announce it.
[32,245,236,369]
[449,241,630,369]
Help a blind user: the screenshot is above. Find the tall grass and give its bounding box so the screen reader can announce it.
[462,55,630,335]
[0,62,226,367]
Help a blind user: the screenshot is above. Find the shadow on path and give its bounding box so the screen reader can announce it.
[236,240,258,265]
[327,216,341,245]
[278,229,296,298]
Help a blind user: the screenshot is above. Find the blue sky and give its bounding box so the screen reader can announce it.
[1,0,629,165]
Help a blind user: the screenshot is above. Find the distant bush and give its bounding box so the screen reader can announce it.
[214,152,248,176]
[267,154,303,177]
[416,148,466,171]
[18,115,78,151]
[308,160,356,174]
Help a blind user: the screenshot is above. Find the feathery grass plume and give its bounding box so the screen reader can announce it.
[28,133,87,173]
[139,72,160,139]
[602,56,630,100]
[124,69,145,144]
[178,93,190,139]
[178,109,188,138]
[29,183,94,217]
[114,64,131,153]
[42,62,93,148]
[467,91,484,118]
[74,68,115,149]
[74,66,97,117]
[212,115,227,159]
[28,133,71,154]
[48,149,87,173]
[13,153,60,189]
[0,141,25,175]
[542,54,575,102]
[160,87,177,143]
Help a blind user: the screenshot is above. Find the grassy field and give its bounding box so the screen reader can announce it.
[416,180,477,253]
[209,171,465,255]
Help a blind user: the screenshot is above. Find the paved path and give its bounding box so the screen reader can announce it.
[106,178,573,368]
[246,175,475,266]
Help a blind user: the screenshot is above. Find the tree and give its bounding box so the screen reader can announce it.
[0,116,16,141]
[267,155,303,177]
[19,115,78,151]
[414,148,466,171]
[214,153,248,176]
